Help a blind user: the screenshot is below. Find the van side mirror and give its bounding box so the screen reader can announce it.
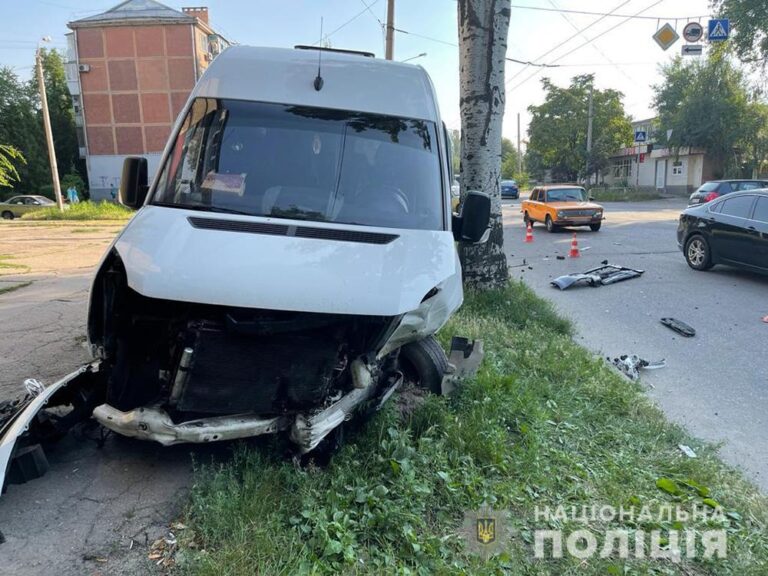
[119,157,149,209]
[452,190,491,243]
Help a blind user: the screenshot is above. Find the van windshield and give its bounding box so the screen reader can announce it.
[152,98,444,231]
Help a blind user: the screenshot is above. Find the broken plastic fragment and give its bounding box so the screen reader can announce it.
[609,354,666,381]
[551,264,644,290]
[660,317,696,337]
[678,444,697,458]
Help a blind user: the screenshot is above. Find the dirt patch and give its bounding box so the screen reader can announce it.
[0,221,123,277]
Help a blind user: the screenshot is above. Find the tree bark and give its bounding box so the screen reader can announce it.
[457,0,510,290]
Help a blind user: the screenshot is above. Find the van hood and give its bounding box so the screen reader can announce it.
[114,206,460,316]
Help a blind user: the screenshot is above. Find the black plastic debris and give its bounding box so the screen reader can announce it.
[556,256,565,260]
[660,317,696,337]
[551,264,644,290]
[609,354,666,381]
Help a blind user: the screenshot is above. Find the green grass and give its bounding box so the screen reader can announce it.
[589,188,662,202]
[0,280,32,295]
[177,281,768,575]
[20,201,133,221]
[0,254,30,274]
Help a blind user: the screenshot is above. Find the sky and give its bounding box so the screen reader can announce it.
[1,0,715,147]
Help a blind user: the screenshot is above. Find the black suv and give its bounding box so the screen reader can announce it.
[688,179,768,205]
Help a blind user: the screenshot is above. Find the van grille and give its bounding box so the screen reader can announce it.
[187,217,398,245]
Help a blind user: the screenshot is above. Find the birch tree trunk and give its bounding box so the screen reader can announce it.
[457,0,510,290]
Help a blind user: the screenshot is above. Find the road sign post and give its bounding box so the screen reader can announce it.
[653,23,680,51]
[708,19,730,42]
[683,22,704,43]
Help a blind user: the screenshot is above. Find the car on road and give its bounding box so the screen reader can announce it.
[688,179,768,206]
[450,178,460,211]
[521,184,604,232]
[501,179,519,199]
[678,189,768,273]
[0,195,56,219]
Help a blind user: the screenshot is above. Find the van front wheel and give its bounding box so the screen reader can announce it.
[399,336,449,394]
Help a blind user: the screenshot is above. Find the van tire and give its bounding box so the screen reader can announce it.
[400,336,449,394]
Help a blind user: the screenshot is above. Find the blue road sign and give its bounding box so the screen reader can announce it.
[708,19,730,42]
[634,130,647,143]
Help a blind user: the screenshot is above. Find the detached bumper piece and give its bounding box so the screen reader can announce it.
[1,363,103,495]
[551,264,644,290]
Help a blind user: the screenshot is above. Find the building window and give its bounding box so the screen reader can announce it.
[672,160,684,176]
[612,157,632,178]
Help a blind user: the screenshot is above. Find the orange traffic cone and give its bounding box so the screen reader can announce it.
[524,221,533,243]
[569,233,580,258]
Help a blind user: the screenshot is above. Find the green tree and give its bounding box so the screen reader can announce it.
[526,75,632,183]
[0,144,26,190]
[653,51,757,177]
[714,0,768,69]
[0,67,48,195]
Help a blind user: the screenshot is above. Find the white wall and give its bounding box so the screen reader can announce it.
[87,154,163,200]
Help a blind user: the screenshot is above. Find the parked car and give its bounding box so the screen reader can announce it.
[521,184,604,232]
[501,179,519,199]
[688,179,768,206]
[0,195,55,219]
[677,189,768,273]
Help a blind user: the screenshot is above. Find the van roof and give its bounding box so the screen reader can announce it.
[193,45,440,122]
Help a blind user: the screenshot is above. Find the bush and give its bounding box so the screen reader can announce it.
[20,200,133,221]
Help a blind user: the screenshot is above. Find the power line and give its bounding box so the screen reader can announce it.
[505,0,633,86]
[316,0,382,44]
[548,0,635,84]
[393,28,559,67]
[359,0,384,27]
[510,3,710,21]
[507,0,667,93]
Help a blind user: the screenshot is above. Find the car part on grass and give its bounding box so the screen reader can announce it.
[441,337,484,395]
[1,363,104,495]
[551,264,645,290]
[609,355,666,381]
[678,444,697,458]
[660,317,696,337]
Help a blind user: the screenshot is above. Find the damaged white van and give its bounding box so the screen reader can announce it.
[1,46,489,489]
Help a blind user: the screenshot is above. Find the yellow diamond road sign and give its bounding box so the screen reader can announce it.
[653,23,680,51]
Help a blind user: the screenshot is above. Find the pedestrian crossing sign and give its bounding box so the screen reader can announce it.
[708,19,729,42]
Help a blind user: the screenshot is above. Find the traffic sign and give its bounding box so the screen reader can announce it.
[682,44,703,56]
[653,23,680,51]
[708,19,730,42]
[683,22,703,43]
[634,130,647,143]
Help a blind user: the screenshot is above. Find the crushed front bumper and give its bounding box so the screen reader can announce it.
[93,404,291,446]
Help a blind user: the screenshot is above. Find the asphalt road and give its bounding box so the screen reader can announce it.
[501,196,768,491]
[1,200,766,573]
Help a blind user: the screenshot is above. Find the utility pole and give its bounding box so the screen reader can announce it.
[36,41,64,211]
[585,86,593,186]
[385,0,395,60]
[516,112,522,175]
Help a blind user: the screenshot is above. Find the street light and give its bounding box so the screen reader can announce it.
[36,36,64,211]
[401,52,427,63]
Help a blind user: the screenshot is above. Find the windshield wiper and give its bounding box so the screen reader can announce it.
[152,202,253,216]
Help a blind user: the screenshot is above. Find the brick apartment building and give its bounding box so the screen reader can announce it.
[66,0,228,200]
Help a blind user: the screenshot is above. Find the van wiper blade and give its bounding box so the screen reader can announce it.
[152,202,253,216]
